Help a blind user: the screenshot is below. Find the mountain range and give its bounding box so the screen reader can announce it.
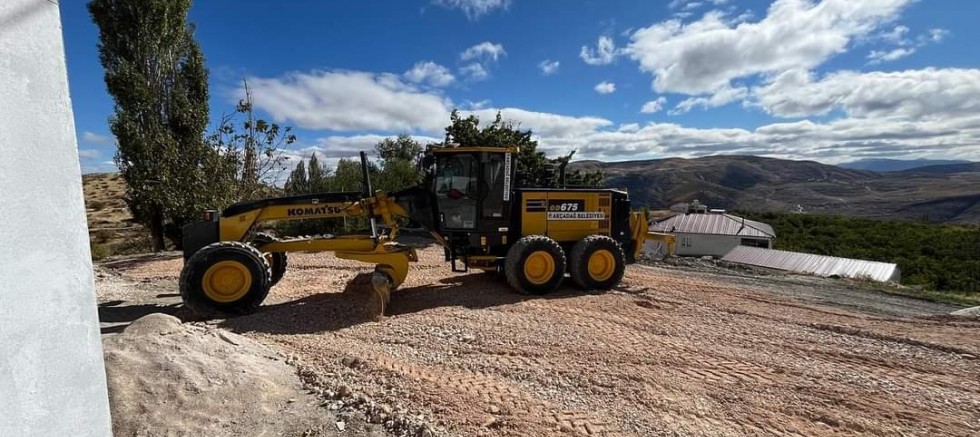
[572,156,980,223]
[837,158,973,172]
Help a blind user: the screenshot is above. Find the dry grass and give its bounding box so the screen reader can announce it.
[83,173,150,257]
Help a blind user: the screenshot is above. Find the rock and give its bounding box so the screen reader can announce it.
[217,331,243,346]
[336,421,346,432]
[950,306,980,317]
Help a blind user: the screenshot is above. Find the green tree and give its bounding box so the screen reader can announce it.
[285,160,309,194]
[89,0,216,250]
[307,152,328,192]
[334,158,364,193]
[375,135,423,192]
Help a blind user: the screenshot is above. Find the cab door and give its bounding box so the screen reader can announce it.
[434,153,479,230]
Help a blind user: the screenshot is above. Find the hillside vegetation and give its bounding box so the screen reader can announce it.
[741,211,980,299]
[83,173,149,258]
[573,156,980,223]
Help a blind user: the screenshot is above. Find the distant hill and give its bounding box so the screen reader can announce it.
[838,158,972,172]
[82,173,149,258]
[573,155,980,223]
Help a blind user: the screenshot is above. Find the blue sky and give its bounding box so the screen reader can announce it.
[62,0,980,173]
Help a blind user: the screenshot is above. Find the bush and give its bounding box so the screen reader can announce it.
[739,211,980,296]
[91,244,112,260]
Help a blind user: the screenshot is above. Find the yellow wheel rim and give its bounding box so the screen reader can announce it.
[588,249,616,282]
[524,251,555,285]
[202,260,252,303]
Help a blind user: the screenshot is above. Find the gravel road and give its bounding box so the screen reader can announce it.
[100,244,980,436]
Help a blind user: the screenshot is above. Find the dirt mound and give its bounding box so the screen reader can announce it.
[102,313,380,437]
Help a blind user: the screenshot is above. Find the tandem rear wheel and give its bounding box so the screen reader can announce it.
[502,234,627,295]
[179,242,272,317]
[505,235,567,295]
[569,235,626,290]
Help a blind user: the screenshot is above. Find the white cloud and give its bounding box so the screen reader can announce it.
[254,96,980,166]
[617,123,640,133]
[80,161,118,174]
[627,0,913,96]
[466,108,614,137]
[867,47,914,64]
[534,114,980,165]
[460,42,506,62]
[403,61,455,87]
[463,99,491,110]
[671,86,748,114]
[925,28,950,43]
[594,81,617,94]
[459,62,490,81]
[78,149,101,160]
[640,97,667,113]
[243,70,451,132]
[459,42,505,81]
[432,0,510,20]
[877,25,909,45]
[580,36,621,66]
[669,0,728,9]
[865,26,948,64]
[753,68,980,120]
[81,131,113,145]
[538,59,560,75]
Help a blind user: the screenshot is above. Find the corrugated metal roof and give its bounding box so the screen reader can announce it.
[721,246,900,283]
[651,213,776,238]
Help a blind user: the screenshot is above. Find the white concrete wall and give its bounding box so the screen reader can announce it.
[675,233,770,258]
[0,1,113,436]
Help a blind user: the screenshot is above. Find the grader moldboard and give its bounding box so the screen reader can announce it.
[179,146,675,317]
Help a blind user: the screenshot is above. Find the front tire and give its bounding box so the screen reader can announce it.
[505,235,566,295]
[179,242,272,317]
[569,235,626,290]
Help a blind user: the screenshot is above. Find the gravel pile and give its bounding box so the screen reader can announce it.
[102,313,383,437]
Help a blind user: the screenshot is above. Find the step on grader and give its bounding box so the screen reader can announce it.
[179,146,675,317]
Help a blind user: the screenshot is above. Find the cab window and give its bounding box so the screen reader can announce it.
[435,154,478,229]
[483,153,506,219]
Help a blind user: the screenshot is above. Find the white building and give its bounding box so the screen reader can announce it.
[1,1,113,435]
[651,203,776,258]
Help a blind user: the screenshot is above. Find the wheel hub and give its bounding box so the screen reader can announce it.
[524,251,555,285]
[202,260,252,302]
[588,249,615,282]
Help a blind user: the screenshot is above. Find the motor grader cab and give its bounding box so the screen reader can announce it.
[178,146,675,317]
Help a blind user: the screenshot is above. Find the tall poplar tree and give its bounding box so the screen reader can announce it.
[89,0,213,250]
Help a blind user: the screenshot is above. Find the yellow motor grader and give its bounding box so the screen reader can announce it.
[178,146,675,316]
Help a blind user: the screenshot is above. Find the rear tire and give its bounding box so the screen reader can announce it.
[569,235,626,290]
[252,232,288,287]
[179,242,272,317]
[505,235,566,295]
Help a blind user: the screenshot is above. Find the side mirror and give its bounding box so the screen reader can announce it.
[421,154,435,169]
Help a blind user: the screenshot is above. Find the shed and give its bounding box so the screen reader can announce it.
[650,205,776,257]
[721,246,901,283]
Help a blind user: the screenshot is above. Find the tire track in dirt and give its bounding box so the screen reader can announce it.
[356,351,623,436]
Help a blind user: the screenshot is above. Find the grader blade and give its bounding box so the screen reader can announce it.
[370,269,394,316]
